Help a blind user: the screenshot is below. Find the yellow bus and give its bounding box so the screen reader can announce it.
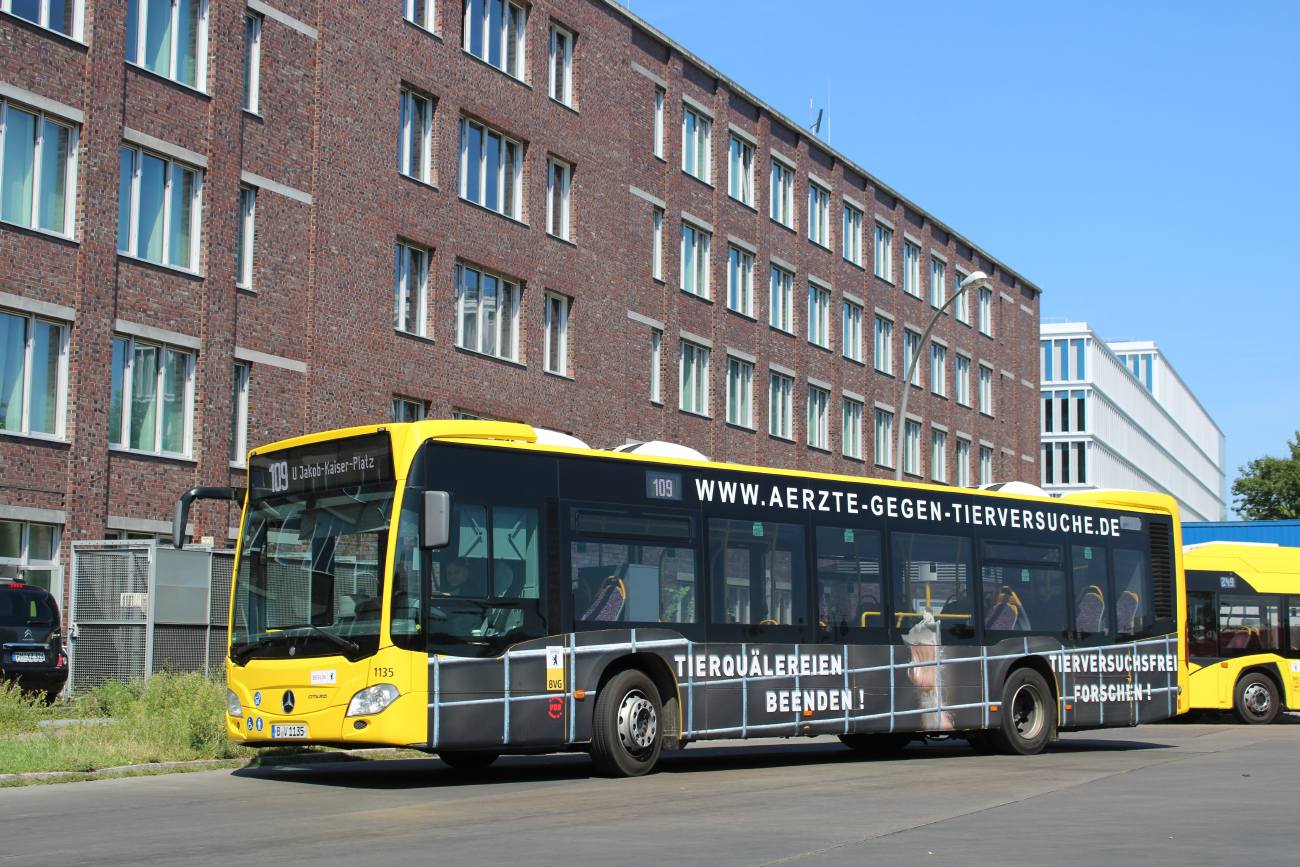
[1183,542,1299,723]
[174,420,1189,776]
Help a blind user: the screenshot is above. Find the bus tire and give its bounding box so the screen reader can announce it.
[838,733,913,756]
[438,750,500,771]
[590,669,663,777]
[1232,673,1280,725]
[991,668,1054,756]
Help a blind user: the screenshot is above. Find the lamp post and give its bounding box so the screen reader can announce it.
[895,271,989,482]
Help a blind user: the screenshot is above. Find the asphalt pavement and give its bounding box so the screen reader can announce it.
[2,715,1297,866]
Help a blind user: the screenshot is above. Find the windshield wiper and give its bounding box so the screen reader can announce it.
[277,623,361,656]
[231,637,274,664]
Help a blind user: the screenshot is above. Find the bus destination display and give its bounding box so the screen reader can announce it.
[250,433,394,498]
[646,470,682,501]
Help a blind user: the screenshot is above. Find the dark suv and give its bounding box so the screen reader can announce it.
[0,579,68,701]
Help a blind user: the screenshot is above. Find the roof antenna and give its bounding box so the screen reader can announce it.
[809,99,822,135]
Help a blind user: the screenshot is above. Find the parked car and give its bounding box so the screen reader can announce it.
[0,578,68,702]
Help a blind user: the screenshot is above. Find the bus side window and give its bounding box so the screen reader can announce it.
[1185,591,1216,657]
[572,542,698,625]
[1290,600,1300,657]
[891,533,974,641]
[1070,545,1110,638]
[1218,594,1282,657]
[1112,547,1153,638]
[710,519,806,627]
[814,526,883,635]
[492,507,539,599]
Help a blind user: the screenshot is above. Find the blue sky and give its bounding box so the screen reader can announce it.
[629,0,1300,513]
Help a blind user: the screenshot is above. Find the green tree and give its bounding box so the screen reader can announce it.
[1232,431,1300,520]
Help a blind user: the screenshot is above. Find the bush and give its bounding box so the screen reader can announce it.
[0,681,45,735]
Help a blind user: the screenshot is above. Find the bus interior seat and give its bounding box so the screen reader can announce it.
[582,575,626,621]
[985,600,1019,631]
[1116,590,1139,632]
[1076,586,1105,633]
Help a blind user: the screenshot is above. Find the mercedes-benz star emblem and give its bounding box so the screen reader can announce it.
[281,690,296,714]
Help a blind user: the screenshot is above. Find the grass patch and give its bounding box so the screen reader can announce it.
[0,672,320,775]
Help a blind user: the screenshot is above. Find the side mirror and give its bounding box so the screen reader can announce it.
[173,487,241,549]
[420,491,451,550]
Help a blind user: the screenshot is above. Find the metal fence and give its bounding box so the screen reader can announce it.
[68,541,235,693]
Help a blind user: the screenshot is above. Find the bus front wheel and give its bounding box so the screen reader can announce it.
[1233,673,1280,725]
[590,669,663,777]
[991,668,1054,755]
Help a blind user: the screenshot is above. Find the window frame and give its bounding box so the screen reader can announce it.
[0,100,79,238]
[394,241,429,337]
[462,0,527,79]
[653,88,665,158]
[842,300,863,362]
[874,222,893,281]
[652,206,664,281]
[403,0,435,30]
[930,342,946,396]
[843,203,862,265]
[681,105,711,183]
[807,385,829,450]
[548,23,575,107]
[457,116,523,219]
[108,334,195,458]
[125,0,210,90]
[680,220,711,299]
[546,156,572,241]
[954,268,970,323]
[725,356,753,428]
[243,13,262,113]
[931,429,947,482]
[842,397,862,459]
[543,291,570,376]
[399,88,434,184]
[728,134,755,206]
[769,265,794,333]
[874,409,894,468]
[236,185,256,289]
[679,341,710,416]
[649,328,662,403]
[0,520,61,590]
[807,182,830,247]
[955,355,971,406]
[807,283,830,348]
[769,371,793,439]
[930,257,946,308]
[117,145,204,272]
[229,361,249,466]
[770,159,794,227]
[902,241,921,297]
[727,245,754,317]
[978,287,993,335]
[956,437,971,487]
[978,364,993,415]
[903,330,921,387]
[454,262,521,361]
[0,307,69,439]
[0,0,83,39]
[874,316,893,375]
[903,419,921,476]
[979,445,993,485]
[392,396,425,423]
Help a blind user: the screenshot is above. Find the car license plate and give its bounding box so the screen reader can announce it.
[12,652,45,663]
[271,724,307,739]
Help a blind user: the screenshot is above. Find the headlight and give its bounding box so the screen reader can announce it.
[347,684,400,717]
[227,688,243,718]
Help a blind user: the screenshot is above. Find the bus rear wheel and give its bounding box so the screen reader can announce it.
[991,668,1054,755]
[590,669,663,778]
[1233,673,1280,725]
[838,733,913,756]
[438,750,500,771]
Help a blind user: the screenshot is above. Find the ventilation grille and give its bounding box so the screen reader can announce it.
[71,624,146,693]
[73,549,150,622]
[1149,519,1173,620]
[210,551,235,627]
[151,625,209,674]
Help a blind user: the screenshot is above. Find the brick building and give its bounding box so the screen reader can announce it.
[0,0,1042,607]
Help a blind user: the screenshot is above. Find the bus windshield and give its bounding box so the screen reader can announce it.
[232,434,395,663]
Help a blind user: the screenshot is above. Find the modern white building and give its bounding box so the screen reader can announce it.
[1039,322,1227,521]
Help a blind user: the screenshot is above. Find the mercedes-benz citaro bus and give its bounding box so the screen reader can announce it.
[1182,542,1299,724]
[173,420,1188,777]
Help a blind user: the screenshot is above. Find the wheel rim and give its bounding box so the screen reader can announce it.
[1009,683,1044,740]
[616,689,658,757]
[1242,682,1271,717]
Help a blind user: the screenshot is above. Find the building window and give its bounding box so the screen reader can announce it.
[931,430,947,482]
[243,13,261,112]
[0,100,78,236]
[874,409,893,467]
[769,266,793,332]
[979,446,993,485]
[1,0,81,38]
[770,160,794,227]
[930,343,946,396]
[681,222,710,298]
[392,396,425,423]
[549,24,574,107]
[458,118,522,219]
[842,398,862,459]
[394,242,429,336]
[463,0,526,78]
[978,287,993,335]
[543,292,569,375]
[807,386,829,450]
[874,316,893,374]
[117,146,202,271]
[874,223,893,281]
[546,157,572,240]
[1044,389,1088,433]
[769,372,792,439]
[903,419,920,476]
[727,246,754,316]
[236,186,256,288]
[679,341,709,415]
[455,263,519,361]
[653,88,664,158]
[230,362,249,465]
[903,241,921,297]
[978,365,993,414]
[729,135,754,205]
[954,269,970,323]
[807,284,830,348]
[843,205,862,265]
[956,438,971,487]
[1077,441,1087,483]
[681,105,711,183]
[649,329,662,402]
[1044,442,1087,486]
[0,520,60,591]
[1075,339,1089,381]
[400,89,433,183]
[903,330,920,387]
[842,300,862,362]
[0,308,67,438]
[652,207,663,280]
[808,183,830,247]
[726,357,753,427]
[126,0,208,88]
[930,258,945,308]
[109,336,193,457]
[403,0,434,30]
[955,355,970,406]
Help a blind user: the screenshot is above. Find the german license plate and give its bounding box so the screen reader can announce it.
[12,652,45,663]
[270,724,307,739]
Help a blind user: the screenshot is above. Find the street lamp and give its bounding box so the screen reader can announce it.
[895,271,989,482]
